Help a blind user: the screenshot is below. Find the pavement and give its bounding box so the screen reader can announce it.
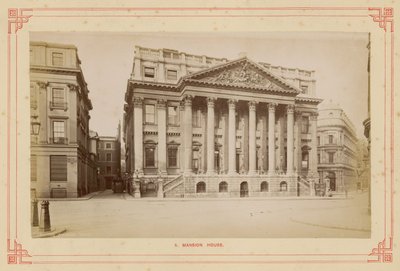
[37,190,371,238]
[31,226,67,238]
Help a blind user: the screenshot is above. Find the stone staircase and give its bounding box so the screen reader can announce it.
[298,176,312,196]
[163,175,184,198]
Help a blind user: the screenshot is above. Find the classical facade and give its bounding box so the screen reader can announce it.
[123,46,321,198]
[317,103,358,193]
[30,41,96,198]
[98,135,121,189]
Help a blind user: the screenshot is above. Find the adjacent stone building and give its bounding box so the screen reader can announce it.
[98,134,121,189]
[317,102,358,193]
[30,41,96,198]
[123,46,322,198]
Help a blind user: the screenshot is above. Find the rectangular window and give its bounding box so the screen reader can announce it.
[52,88,65,106]
[215,111,220,128]
[106,166,112,174]
[106,153,112,161]
[301,116,309,133]
[52,52,63,66]
[166,70,177,80]
[192,109,202,127]
[317,154,320,164]
[145,104,155,123]
[329,135,334,144]
[329,153,334,164]
[106,143,112,149]
[50,155,67,181]
[144,67,155,78]
[317,136,320,146]
[145,146,156,167]
[168,147,178,167]
[52,121,66,144]
[31,155,37,182]
[192,150,199,173]
[168,106,179,125]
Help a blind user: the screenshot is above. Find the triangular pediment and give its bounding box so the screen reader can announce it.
[183,58,300,94]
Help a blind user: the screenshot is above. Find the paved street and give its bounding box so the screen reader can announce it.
[46,190,370,238]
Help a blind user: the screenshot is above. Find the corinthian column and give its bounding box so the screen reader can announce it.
[133,97,144,174]
[286,104,295,175]
[248,101,257,175]
[183,95,193,174]
[268,103,277,175]
[207,97,216,175]
[228,99,237,175]
[157,99,167,174]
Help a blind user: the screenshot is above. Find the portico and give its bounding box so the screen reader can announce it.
[124,56,321,198]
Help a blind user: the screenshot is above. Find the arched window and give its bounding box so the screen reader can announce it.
[219,181,228,192]
[196,182,206,193]
[260,181,269,192]
[280,181,288,191]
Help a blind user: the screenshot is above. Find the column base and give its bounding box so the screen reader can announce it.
[267,171,276,176]
[228,171,238,176]
[247,170,257,176]
[206,170,216,175]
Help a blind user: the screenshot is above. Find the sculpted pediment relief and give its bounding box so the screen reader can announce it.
[194,62,286,91]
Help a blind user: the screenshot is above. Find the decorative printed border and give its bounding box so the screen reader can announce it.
[5,6,395,265]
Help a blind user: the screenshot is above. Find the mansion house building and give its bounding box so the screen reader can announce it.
[123,46,322,198]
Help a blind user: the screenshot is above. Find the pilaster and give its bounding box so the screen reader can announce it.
[157,99,167,174]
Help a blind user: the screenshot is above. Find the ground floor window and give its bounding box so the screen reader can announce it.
[144,143,156,168]
[50,155,67,182]
[280,181,288,191]
[302,149,309,170]
[196,181,206,193]
[219,181,228,192]
[167,146,178,168]
[260,181,268,192]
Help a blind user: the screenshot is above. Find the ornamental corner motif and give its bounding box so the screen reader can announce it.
[368,238,393,263]
[8,8,33,34]
[369,7,394,32]
[7,239,32,264]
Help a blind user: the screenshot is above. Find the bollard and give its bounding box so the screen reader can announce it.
[31,199,39,227]
[39,201,51,232]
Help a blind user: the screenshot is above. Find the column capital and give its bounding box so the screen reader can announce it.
[268,102,277,111]
[248,101,258,111]
[67,84,80,92]
[287,104,295,114]
[35,81,48,89]
[295,110,303,118]
[310,112,319,121]
[157,98,167,109]
[133,97,144,108]
[182,95,193,106]
[228,99,237,109]
[207,97,217,107]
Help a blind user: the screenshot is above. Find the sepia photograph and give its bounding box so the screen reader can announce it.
[29,32,371,238]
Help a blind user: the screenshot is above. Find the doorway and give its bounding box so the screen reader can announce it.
[328,171,336,191]
[240,181,249,197]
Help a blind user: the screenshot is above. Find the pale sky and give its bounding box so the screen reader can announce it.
[30,32,369,137]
